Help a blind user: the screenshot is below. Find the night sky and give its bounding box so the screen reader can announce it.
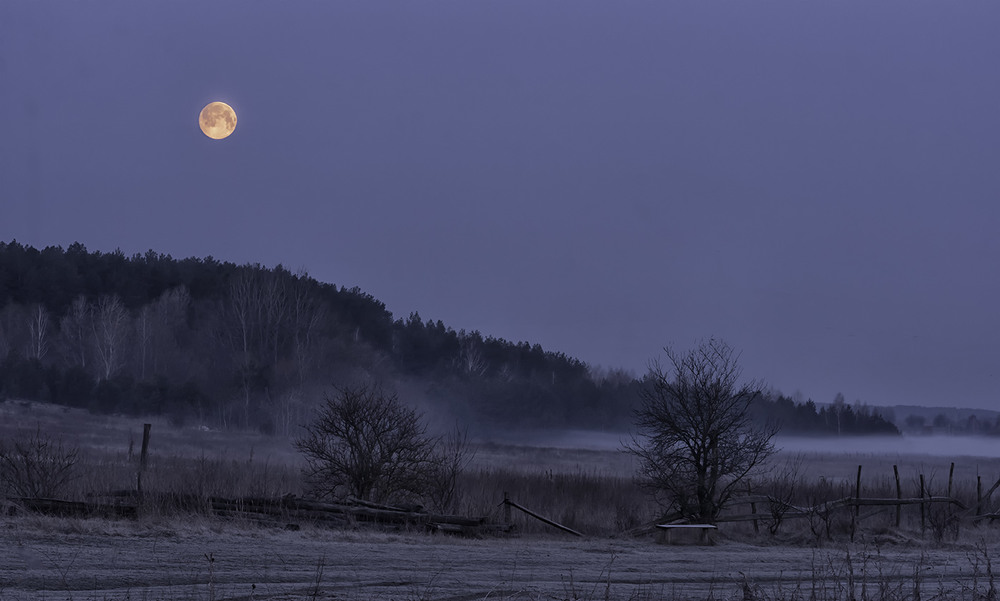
[2,1,998,409]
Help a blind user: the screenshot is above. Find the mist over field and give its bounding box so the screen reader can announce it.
[493,429,1000,460]
[775,435,1000,458]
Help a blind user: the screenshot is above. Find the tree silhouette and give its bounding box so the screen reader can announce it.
[625,339,777,522]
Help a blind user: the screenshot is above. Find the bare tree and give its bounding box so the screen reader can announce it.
[262,268,289,367]
[275,389,308,437]
[130,286,193,381]
[0,316,8,360]
[224,268,265,427]
[151,286,191,378]
[225,267,264,366]
[624,339,777,522]
[295,384,439,504]
[222,266,297,427]
[289,272,325,386]
[135,305,153,379]
[0,304,28,360]
[455,336,488,377]
[60,296,91,369]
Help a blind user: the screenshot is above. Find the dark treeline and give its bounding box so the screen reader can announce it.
[0,241,899,437]
[753,392,899,436]
[0,241,640,434]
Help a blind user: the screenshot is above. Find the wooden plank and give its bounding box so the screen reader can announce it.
[656,523,716,545]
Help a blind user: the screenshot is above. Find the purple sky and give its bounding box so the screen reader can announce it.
[2,1,998,409]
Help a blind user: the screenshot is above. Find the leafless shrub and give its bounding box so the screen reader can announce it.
[0,427,80,499]
[426,424,475,513]
[760,456,803,535]
[802,477,848,544]
[295,384,439,505]
[963,540,998,601]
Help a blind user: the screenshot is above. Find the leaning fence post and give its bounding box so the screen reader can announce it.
[747,481,759,534]
[503,491,511,526]
[978,476,983,517]
[850,465,861,542]
[947,462,956,534]
[854,465,862,517]
[137,423,151,497]
[948,462,954,498]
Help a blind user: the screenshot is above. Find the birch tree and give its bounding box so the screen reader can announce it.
[60,296,91,370]
[92,296,129,380]
[26,305,50,361]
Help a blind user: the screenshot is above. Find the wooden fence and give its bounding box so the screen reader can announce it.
[3,493,504,535]
[725,462,1000,540]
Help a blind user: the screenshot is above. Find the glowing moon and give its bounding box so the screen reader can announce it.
[199,101,237,139]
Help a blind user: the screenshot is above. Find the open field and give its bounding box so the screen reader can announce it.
[7,400,1000,599]
[4,516,1000,601]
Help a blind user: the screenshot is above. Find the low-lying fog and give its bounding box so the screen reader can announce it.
[775,435,1000,458]
[495,430,1000,459]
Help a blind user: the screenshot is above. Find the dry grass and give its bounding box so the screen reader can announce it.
[8,401,1000,599]
[5,398,1000,544]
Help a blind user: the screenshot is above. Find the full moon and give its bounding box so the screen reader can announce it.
[199,101,237,140]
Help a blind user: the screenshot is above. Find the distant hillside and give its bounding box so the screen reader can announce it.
[0,241,640,434]
[0,240,899,437]
[889,405,1000,435]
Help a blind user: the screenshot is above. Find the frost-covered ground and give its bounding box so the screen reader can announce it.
[4,401,1000,599]
[2,516,998,601]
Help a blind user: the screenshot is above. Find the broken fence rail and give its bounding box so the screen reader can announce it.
[4,493,496,533]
